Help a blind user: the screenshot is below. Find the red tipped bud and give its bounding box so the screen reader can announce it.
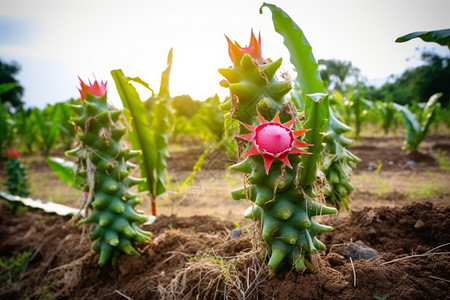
[78,77,107,101]
[6,148,20,159]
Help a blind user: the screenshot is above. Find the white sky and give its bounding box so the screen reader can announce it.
[0,0,449,108]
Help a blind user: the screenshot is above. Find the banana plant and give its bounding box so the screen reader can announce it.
[262,3,360,211]
[374,94,398,135]
[112,48,173,216]
[396,28,450,48]
[32,105,61,157]
[394,93,442,152]
[345,90,374,141]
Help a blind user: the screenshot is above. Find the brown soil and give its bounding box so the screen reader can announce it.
[1,135,450,299]
[1,202,449,299]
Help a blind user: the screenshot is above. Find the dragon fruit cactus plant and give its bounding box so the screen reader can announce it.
[5,148,29,198]
[220,31,337,275]
[66,78,151,266]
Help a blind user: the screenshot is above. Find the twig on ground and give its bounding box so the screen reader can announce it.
[428,275,450,283]
[381,252,450,265]
[350,257,356,287]
[114,289,134,300]
[426,243,450,253]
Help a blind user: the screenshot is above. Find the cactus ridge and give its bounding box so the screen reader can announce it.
[67,93,151,266]
[221,44,336,275]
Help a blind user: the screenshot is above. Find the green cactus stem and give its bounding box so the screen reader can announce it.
[5,149,29,198]
[66,78,151,266]
[220,31,337,275]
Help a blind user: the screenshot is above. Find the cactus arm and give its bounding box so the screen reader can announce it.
[262,3,359,210]
[67,79,151,266]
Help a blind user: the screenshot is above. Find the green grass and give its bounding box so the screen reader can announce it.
[368,178,391,196]
[405,182,447,199]
[434,150,450,172]
[0,249,32,283]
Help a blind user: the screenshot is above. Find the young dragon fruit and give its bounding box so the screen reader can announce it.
[220,31,337,275]
[66,78,151,266]
[5,148,29,198]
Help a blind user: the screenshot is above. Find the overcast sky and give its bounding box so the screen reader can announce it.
[0,0,449,108]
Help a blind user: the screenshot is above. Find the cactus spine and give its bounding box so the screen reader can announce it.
[66,78,151,266]
[220,32,337,275]
[5,149,29,197]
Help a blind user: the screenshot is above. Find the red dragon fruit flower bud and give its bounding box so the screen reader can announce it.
[78,77,107,101]
[6,148,20,159]
[225,29,268,66]
[236,111,312,174]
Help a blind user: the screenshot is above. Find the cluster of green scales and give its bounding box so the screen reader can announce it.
[219,34,339,275]
[66,82,151,266]
[5,151,29,198]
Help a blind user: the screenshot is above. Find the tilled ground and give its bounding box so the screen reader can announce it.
[0,201,449,299]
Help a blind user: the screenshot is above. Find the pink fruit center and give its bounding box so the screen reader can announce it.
[254,122,294,156]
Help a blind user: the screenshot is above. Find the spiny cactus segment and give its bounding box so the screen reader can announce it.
[322,112,361,210]
[5,148,29,198]
[220,31,337,275]
[66,78,151,266]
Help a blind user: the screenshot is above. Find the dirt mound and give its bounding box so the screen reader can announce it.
[0,201,449,299]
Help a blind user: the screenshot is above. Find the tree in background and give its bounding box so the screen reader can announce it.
[0,59,24,110]
[376,52,450,106]
[318,59,362,93]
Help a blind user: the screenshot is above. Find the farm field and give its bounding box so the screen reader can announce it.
[1,3,449,299]
[1,134,449,299]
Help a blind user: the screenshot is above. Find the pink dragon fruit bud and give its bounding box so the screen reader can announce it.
[225,29,268,66]
[236,111,312,174]
[6,148,20,159]
[78,77,107,101]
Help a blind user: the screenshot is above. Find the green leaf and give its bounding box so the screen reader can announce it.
[159,48,173,98]
[396,29,450,48]
[111,69,162,197]
[0,82,17,95]
[126,76,155,95]
[46,157,83,189]
[393,103,420,150]
[418,93,442,147]
[260,2,326,98]
[150,98,170,196]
